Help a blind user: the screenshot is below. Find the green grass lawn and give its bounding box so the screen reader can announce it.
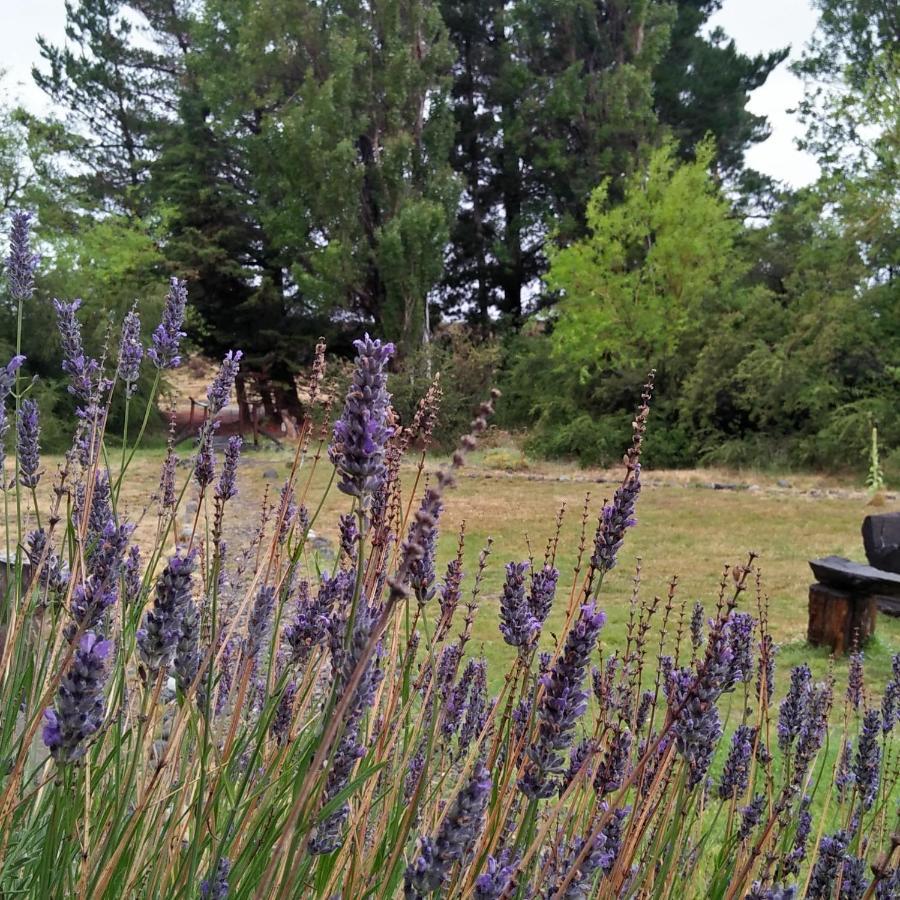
[16,447,900,704]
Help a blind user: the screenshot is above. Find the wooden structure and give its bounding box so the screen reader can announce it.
[807,513,900,654]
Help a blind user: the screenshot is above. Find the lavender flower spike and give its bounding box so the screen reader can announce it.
[17,398,40,488]
[43,631,112,762]
[54,299,101,401]
[591,465,641,576]
[719,725,755,800]
[215,436,242,502]
[520,601,606,799]
[137,549,197,674]
[847,651,864,711]
[529,563,559,625]
[499,561,537,651]
[117,305,143,397]
[404,762,492,897]
[245,585,276,660]
[6,210,40,302]
[330,333,395,502]
[148,277,188,370]
[807,830,849,900]
[200,857,231,900]
[0,356,26,477]
[853,708,881,810]
[207,350,242,415]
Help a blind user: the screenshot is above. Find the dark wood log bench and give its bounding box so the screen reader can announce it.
[807,513,900,654]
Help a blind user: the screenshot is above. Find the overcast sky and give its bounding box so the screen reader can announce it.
[1,0,821,187]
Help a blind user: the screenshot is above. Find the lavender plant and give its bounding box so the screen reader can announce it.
[0,214,898,900]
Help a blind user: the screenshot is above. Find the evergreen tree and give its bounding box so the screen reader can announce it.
[653,0,788,173]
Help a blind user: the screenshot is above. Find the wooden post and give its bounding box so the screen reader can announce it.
[808,582,877,655]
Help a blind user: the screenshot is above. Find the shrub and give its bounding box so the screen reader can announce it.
[1,215,899,898]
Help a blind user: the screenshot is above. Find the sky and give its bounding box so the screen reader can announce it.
[1,0,821,187]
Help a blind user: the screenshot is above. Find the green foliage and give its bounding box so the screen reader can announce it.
[390,330,500,448]
[547,139,741,371]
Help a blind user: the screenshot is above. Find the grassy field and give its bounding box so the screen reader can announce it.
[15,444,899,703]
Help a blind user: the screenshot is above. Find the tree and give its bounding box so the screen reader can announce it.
[653,0,788,173]
[506,140,744,465]
[440,0,675,327]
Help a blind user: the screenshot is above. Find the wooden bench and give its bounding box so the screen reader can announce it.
[807,513,900,654]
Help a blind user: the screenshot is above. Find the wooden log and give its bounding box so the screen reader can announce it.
[807,582,876,656]
[862,512,900,574]
[872,594,900,618]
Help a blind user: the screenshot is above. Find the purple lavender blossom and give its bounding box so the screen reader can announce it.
[718,725,755,800]
[173,598,201,694]
[564,738,598,792]
[591,467,641,576]
[724,612,755,684]
[737,793,765,841]
[66,520,132,640]
[882,676,899,733]
[458,658,488,753]
[283,579,336,666]
[778,664,811,752]
[745,883,796,900]
[529,563,559,625]
[42,631,112,763]
[338,513,359,564]
[439,557,463,623]
[54,299,103,401]
[215,436,242,502]
[330,334,395,502]
[245,585,276,660]
[137,550,197,674]
[444,657,479,739]
[117,306,143,397]
[0,354,25,401]
[543,806,629,898]
[499,561,538,651]
[635,690,653,732]
[665,665,723,789]
[792,680,833,789]
[0,356,24,475]
[404,762,492,897]
[207,351,242,415]
[215,633,234,715]
[847,651,864,711]
[16,398,40,488]
[690,601,705,651]
[310,599,383,854]
[122,545,142,606]
[409,489,441,604]
[271,680,297,745]
[519,601,606,799]
[875,869,900,900]
[853,708,881,810]
[594,726,632,797]
[592,655,619,710]
[158,445,177,512]
[807,831,850,900]
[474,849,520,899]
[199,857,231,900]
[835,740,854,802]
[26,528,69,599]
[147,277,187,370]
[5,210,40,302]
[194,427,216,490]
[839,855,869,900]
[781,795,812,877]
[404,745,426,801]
